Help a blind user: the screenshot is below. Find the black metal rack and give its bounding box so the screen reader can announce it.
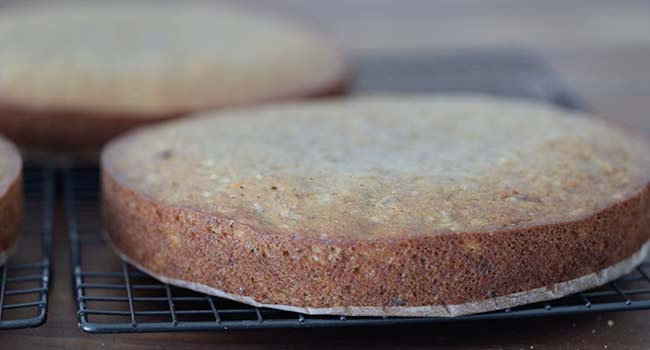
[66,51,650,333]
[0,167,54,330]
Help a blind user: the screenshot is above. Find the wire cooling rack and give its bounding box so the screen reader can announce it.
[66,51,650,333]
[0,166,54,330]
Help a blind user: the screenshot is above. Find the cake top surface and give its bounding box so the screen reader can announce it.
[0,2,344,115]
[103,96,650,239]
[0,136,21,194]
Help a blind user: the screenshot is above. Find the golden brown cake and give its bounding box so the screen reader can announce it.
[101,96,650,317]
[0,135,22,266]
[0,1,348,156]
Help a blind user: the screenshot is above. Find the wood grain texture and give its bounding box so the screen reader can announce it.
[1,0,650,349]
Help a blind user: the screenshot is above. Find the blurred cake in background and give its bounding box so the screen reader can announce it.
[0,1,348,161]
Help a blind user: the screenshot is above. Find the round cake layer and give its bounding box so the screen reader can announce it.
[0,2,347,152]
[0,136,22,266]
[102,96,650,316]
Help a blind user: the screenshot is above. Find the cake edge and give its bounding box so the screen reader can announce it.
[0,139,22,266]
[105,234,649,317]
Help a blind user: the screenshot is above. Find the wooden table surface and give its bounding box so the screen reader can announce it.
[1,0,650,349]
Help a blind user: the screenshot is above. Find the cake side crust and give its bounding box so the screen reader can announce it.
[101,166,650,316]
[105,236,650,317]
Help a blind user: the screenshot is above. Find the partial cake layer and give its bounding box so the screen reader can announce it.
[101,96,650,316]
[0,135,22,266]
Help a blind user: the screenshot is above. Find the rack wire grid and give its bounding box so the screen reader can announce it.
[66,51,649,333]
[0,166,54,330]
